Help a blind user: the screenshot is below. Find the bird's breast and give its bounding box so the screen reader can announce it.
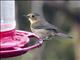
[31,28,53,38]
[31,28,48,34]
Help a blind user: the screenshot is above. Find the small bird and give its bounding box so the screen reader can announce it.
[25,13,72,40]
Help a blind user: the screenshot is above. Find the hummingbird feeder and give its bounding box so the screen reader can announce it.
[0,1,43,59]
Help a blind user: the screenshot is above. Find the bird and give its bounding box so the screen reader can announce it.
[25,13,72,40]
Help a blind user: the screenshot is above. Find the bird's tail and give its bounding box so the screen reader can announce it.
[55,33,72,38]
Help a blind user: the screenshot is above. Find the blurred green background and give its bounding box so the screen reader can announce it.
[15,1,80,60]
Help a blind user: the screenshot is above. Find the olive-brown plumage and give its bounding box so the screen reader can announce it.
[26,13,72,40]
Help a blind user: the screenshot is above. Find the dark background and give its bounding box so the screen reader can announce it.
[15,1,80,60]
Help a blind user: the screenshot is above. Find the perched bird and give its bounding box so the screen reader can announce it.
[25,13,72,40]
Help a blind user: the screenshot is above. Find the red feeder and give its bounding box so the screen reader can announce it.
[0,29,43,58]
[0,1,43,59]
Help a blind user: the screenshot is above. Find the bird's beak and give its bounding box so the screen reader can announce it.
[27,14,30,18]
[23,14,29,18]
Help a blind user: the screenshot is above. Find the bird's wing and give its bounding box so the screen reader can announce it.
[31,21,60,33]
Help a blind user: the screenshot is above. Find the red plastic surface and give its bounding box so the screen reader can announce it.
[0,30,43,58]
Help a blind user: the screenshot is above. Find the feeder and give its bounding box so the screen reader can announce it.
[0,1,43,60]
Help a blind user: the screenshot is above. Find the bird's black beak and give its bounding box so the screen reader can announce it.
[23,14,29,18]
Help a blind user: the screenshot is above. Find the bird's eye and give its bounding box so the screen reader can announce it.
[32,15,35,18]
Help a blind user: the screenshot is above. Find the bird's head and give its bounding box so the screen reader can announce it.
[25,13,40,24]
